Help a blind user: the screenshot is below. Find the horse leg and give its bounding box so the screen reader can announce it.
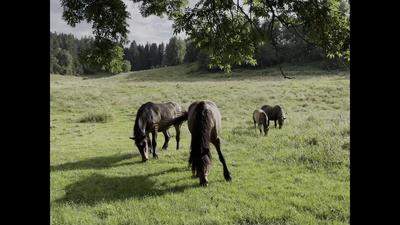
[199,169,209,186]
[189,152,198,178]
[192,167,197,178]
[274,120,277,128]
[161,130,170,150]
[151,131,158,159]
[264,121,269,136]
[147,134,152,153]
[174,124,181,150]
[211,137,232,181]
[260,123,264,135]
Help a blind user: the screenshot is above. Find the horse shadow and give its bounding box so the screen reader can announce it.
[55,167,197,205]
[50,153,141,172]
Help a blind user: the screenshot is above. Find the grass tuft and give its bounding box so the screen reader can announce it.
[78,112,112,123]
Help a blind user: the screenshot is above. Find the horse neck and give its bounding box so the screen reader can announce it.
[134,117,146,138]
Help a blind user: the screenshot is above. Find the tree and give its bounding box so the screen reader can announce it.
[254,42,279,67]
[77,36,100,74]
[79,38,125,74]
[197,50,211,71]
[50,54,60,74]
[252,21,324,67]
[57,49,74,75]
[122,60,131,72]
[136,45,145,70]
[143,43,151,69]
[184,39,200,63]
[128,41,140,71]
[61,0,129,73]
[61,0,349,72]
[105,46,125,74]
[158,43,165,66]
[165,37,186,66]
[149,43,159,68]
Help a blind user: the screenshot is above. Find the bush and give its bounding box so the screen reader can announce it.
[320,58,348,70]
[122,60,131,72]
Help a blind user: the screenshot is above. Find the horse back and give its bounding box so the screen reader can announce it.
[262,105,277,120]
[188,100,221,136]
[157,102,182,119]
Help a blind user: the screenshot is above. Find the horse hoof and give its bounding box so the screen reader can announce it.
[200,176,209,186]
[200,182,208,187]
[153,154,158,159]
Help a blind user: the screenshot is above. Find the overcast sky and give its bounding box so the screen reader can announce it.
[50,0,190,45]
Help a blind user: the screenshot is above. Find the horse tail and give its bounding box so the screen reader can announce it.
[157,111,188,128]
[172,111,188,125]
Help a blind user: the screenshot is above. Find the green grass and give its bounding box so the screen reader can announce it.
[51,63,350,225]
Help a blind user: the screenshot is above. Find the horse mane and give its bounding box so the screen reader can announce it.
[189,102,212,174]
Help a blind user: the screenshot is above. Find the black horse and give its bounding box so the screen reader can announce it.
[261,105,286,129]
[130,102,188,161]
[187,100,232,186]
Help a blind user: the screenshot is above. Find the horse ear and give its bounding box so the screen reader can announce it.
[129,137,135,140]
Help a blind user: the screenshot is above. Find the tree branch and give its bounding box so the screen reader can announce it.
[263,1,295,79]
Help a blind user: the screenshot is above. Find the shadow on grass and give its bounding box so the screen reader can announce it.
[50,153,141,172]
[55,167,197,205]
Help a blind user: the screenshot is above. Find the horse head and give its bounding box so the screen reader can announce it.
[130,134,148,161]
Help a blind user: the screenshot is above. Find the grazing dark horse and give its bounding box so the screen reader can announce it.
[253,109,269,136]
[130,102,188,161]
[187,100,232,186]
[261,105,286,129]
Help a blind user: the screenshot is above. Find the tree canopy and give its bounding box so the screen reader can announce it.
[61,0,349,72]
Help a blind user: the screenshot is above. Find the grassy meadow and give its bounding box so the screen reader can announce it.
[50,63,350,225]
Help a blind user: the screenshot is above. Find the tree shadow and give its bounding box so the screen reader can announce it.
[50,153,141,172]
[54,167,197,205]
